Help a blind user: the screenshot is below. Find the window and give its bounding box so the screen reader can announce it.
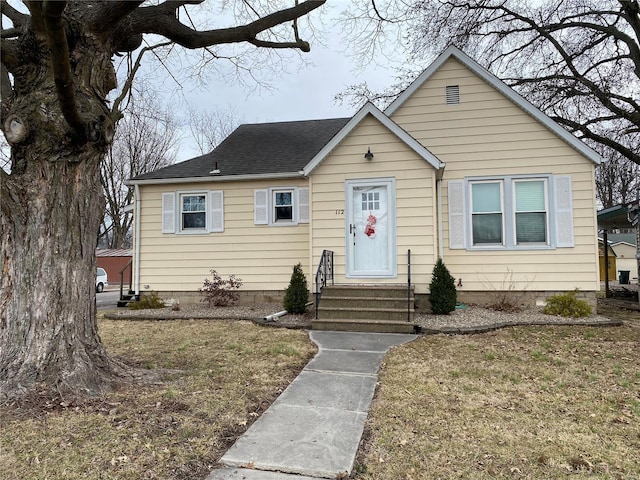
[361,191,380,211]
[514,180,548,244]
[254,187,309,226]
[471,181,503,245]
[161,191,224,234]
[448,176,570,250]
[181,193,206,230]
[274,190,293,222]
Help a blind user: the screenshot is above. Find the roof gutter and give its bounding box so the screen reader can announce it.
[127,171,306,186]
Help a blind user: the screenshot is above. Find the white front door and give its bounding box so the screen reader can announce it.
[346,178,396,277]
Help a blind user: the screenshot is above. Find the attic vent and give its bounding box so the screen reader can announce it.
[446,85,460,105]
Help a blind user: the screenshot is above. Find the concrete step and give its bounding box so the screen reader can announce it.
[317,306,414,322]
[321,285,412,298]
[311,318,417,334]
[320,295,412,310]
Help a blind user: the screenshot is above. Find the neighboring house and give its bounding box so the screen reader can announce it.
[96,249,132,286]
[609,234,638,282]
[597,238,617,283]
[129,46,602,307]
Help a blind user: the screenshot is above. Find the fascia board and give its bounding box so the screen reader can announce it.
[386,45,603,166]
[303,102,443,176]
[127,171,305,186]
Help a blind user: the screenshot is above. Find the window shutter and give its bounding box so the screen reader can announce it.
[162,192,176,233]
[298,187,309,224]
[554,175,574,247]
[448,180,465,249]
[209,190,224,232]
[254,189,268,224]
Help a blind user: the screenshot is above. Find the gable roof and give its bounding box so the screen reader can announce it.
[385,45,602,165]
[130,118,350,184]
[303,102,444,176]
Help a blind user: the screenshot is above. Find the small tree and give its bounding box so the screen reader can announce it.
[429,258,457,314]
[284,263,309,314]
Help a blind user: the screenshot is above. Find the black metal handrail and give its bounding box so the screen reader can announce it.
[119,259,133,301]
[407,249,411,322]
[315,250,334,319]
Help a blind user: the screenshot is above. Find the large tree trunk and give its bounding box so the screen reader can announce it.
[0,13,124,399]
[0,158,123,398]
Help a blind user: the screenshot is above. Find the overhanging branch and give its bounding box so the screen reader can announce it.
[41,0,86,139]
[128,0,325,50]
[1,1,28,28]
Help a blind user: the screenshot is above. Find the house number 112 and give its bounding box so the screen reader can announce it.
[335,209,344,215]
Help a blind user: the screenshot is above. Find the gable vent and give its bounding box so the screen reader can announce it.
[446,85,460,105]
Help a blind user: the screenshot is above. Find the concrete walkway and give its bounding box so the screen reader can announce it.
[207,331,417,480]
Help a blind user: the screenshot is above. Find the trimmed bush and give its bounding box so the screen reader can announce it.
[128,291,165,310]
[429,258,457,314]
[200,270,243,307]
[283,263,309,314]
[543,290,592,317]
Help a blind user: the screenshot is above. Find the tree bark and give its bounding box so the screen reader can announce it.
[0,159,126,398]
[0,13,123,399]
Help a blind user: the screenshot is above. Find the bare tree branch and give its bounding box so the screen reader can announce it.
[41,0,86,139]
[126,0,324,50]
[0,62,12,103]
[110,41,172,121]
[1,1,28,28]
[85,0,145,37]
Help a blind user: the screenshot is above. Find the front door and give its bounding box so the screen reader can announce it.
[346,178,396,277]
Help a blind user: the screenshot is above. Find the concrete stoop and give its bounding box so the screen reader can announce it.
[314,285,416,333]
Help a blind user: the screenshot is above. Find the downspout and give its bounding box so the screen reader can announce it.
[134,184,141,298]
[437,178,443,259]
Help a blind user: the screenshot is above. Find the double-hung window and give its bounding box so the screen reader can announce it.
[449,175,569,250]
[514,180,548,245]
[181,193,207,230]
[471,181,503,245]
[273,190,294,223]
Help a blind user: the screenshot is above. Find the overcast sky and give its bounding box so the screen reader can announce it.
[157,4,403,161]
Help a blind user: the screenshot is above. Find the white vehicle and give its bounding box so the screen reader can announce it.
[96,267,108,293]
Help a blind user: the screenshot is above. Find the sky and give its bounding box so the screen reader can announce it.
[149,4,404,161]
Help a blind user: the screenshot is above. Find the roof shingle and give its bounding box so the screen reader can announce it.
[132,117,350,181]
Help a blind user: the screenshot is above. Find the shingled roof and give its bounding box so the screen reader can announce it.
[131,117,350,182]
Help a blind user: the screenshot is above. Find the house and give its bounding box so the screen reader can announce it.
[609,233,638,283]
[598,202,640,295]
[129,46,602,309]
[597,238,617,283]
[96,248,133,285]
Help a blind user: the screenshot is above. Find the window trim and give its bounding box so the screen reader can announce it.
[465,174,554,251]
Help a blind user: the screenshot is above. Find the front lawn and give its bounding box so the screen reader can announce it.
[355,322,640,479]
[0,319,316,480]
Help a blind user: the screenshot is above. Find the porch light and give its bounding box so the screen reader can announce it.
[364,147,374,160]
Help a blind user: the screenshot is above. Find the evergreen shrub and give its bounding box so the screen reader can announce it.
[284,263,309,314]
[429,258,457,314]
